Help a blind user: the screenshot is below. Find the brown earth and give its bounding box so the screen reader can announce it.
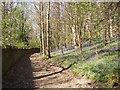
[2,53,94,89]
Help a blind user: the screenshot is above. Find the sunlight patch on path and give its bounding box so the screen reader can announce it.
[30,53,94,88]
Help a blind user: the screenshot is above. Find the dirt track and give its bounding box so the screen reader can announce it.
[3,53,93,89]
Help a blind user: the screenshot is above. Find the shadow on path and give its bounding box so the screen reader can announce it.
[2,52,38,88]
[33,62,75,79]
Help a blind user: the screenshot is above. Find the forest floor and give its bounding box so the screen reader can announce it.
[3,38,119,88]
[2,53,94,88]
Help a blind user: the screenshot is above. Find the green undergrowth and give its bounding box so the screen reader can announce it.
[43,40,119,88]
[71,52,119,88]
[3,40,40,49]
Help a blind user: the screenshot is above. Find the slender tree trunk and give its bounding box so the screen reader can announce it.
[65,24,67,48]
[41,2,45,56]
[72,3,78,49]
[104,3,108,46]
[108,9,113,39]
[39,3,42,54]
[72,24,77,48]
[104,29,107,46]
[46,2,51,58]
[78,7,83,56]
[79,21,83,55]
[88,3,93,46]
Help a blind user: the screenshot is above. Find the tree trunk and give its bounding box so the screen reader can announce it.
[72,2,78,49]
[78,9,83,56]
[79,23,83,55]
[108,9,113,39]
[72,24,77,48]
[46,2,51,58]
[41,2,45,56]
[104,3,108,46]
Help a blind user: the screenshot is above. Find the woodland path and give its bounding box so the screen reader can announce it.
[3,53,94,89]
